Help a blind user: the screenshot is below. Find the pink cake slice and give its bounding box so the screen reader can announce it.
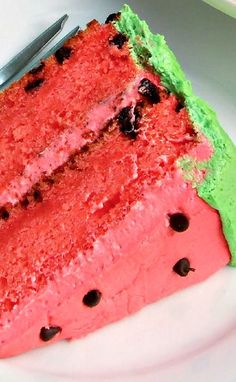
[0,6,235,357]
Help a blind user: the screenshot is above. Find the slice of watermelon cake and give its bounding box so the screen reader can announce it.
[0,5,235,357]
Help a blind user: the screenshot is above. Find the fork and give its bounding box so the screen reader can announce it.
[0,14,80,91]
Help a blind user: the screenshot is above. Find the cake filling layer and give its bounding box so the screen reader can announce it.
[0,71,160,206]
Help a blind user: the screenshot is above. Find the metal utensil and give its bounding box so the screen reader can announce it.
[0,14,68,88]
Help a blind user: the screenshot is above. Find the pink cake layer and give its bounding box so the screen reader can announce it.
[0,21,137,201]
[0,71,161,206]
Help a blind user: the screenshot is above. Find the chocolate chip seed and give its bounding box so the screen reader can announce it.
[33,189,43,203]
[109,33,128,49]
[175,101,185,113]
[0,207,10,221]
[105,12,121,24]
[20,198,30,209]
[40,326,62,342]
[54,46,72,64]
[173,258,195,277]
[169,212,189,232]
[117,106,140,139]
[24,78,44,93]
[29,62,45,75]
[138,78,160,104]
[83,289,102,307]
[118,106,134,132]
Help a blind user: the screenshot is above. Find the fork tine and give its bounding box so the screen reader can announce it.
[0,14,68,87]
[30,25,81,68]
[40,25,80,59]
[0,24,80,92]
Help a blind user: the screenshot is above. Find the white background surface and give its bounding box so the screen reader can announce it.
[0,1,235,381]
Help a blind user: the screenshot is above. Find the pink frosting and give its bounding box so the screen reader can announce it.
[0,171,230,357]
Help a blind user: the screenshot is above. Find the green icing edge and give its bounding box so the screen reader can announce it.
[116,4,236,265]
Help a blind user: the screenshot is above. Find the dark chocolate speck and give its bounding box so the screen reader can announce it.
[105,12,121,24]
[83,289,102,307]
[173,258,195,277]
[55,46,72,64]
[138,78,160,104]
[24,78,44,93]
[109,33,128,49]
[40,326,62,342]
[118,106,140,139]
[29,62,45,75]
[33,189,43,203]
[0,207,10,221]
[175,100,185,113]
[21,198,30,209]
[169,212,189,232]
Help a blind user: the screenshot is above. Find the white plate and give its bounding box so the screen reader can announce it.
[203,0,236,18]
[0,1,235,381]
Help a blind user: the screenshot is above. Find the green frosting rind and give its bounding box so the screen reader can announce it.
[116,5,236,265]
